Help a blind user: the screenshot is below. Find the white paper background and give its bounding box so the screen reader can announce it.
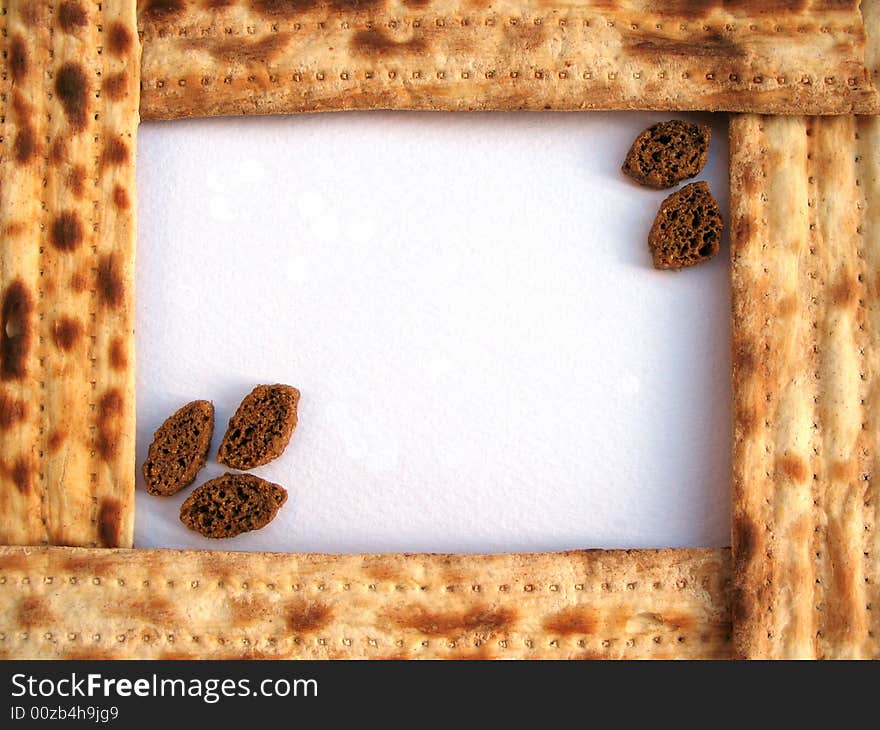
[134,111,731,553]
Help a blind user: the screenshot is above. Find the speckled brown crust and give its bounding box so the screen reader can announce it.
[648,181,722,270]
[179,473,287,538]
[622,120,710,189]
[730,112,880,659]
[217,384,300,470]
[0,1,140,548]
[0,545,731,659]
[135,0,879,120]
[142,401,215,496]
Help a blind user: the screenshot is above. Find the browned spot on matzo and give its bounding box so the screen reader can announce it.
[108,337,127,370]
[16,597,56,628]
[70,271,88,293]
[286,599,333,633]
[48,430,66,453]
[55,63,89,130]
[0,393,27,431]
[829,459,859,483]
[49,138,68,165]
[110,596,179,624]
[3,222,26,239]
[1,281,33,381]
[103,72,129,102]
[100,136,130,169]
[390,605,516,636]
[51,316,82,351]
[58,1,88,33]
[229,594,273,624]
[776,454,809,482]
[20,3,47,26]
[106,22,134,57]
[50,211,84,252]
[111,185,130,210]
[13,127,37,164]
[11,91,33,122]
[98,498,124,547]
[9,35,29,82]
[625,29,745,60]
[732,515,758,567]
[186,34,292,64]
[95,389,124,462]
[543,606,598,636]
[349,28,427,57]
[96,255,125,308]
[0,552,29,573]
[363,558,406,584]
[69,166,88,199]
[831,275,858,309]
[141,0,186,20]
[252,0,384,17]
[733,338,756,376]
[10,457,32,495]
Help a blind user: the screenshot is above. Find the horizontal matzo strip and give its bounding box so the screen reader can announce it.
[0,1,140,548]
[730,112,880,659]
[137,0,879,120]
[0,546,731,659]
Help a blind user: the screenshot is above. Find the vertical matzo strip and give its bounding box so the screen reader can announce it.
[731,114,880,659]
[811,117,865,658]
[0,4,50,545]
[858,115,880,659]
[42,5,107,546]
[90,0,140,548]
[136,0,879,120]
[0,546,731,659]
[0,1,139,548]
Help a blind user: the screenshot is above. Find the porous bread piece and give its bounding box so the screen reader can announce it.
[179,473,287,538]
[142,400,215,496]
[217,384,300,470]
[622,120,711,189]
[136,0,879,120]
[0,545,731,659]
[648,182,722,270]
[730,113,880,659]
[0,1,140,547]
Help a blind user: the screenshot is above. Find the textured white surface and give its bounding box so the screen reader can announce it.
[134,111,731,553]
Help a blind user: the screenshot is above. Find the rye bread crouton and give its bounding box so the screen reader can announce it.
[142,400,214,496]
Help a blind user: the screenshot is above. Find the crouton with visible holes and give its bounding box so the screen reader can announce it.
[142,400,214,496]
[179,473,287,538]
[217,384,300,470]
[648,181,723,270]
[623,120,711,189]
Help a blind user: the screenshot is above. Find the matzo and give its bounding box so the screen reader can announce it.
[137,0,879,120]
[0,0,140,548]
[0,546,731,659]
[731,112,880,659]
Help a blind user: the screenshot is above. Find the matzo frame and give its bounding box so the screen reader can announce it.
[0,0,877,660]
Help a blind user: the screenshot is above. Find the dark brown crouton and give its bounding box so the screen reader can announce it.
[142,400,214,496]
[217,384,299,470]
[648,181,723,270]
[179,473,287,538]
[623,120,711,189]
